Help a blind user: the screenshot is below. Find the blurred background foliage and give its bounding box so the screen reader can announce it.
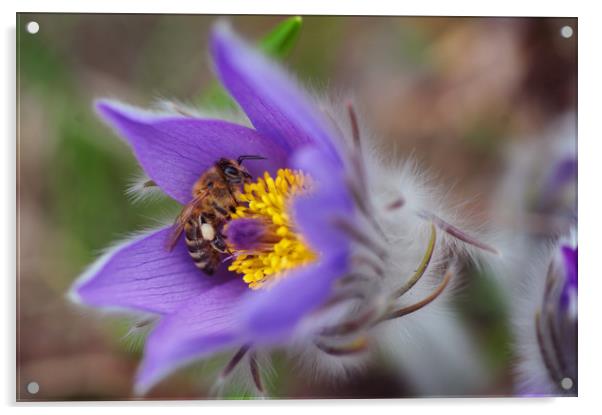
[17,14,576,400]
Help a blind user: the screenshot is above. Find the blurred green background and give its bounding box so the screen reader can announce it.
[17,14,576,400]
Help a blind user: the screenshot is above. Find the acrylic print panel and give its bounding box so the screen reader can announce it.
[16,13,577,401]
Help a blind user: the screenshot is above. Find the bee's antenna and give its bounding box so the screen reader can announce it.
[237,155,266,165]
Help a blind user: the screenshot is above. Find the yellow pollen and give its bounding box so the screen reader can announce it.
[228,169,317,289]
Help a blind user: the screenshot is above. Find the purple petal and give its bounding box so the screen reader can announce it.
[241,252,349,343]
[135,279,248,393]
[224,217,268,251]
[561,245,578,288]
[539,157,577,209]
[95,99,287,204]
[291,147,354,253]
[70,227,238,315]
[548,158,577,193]
[560,245,578,309]
[210,23,342,164]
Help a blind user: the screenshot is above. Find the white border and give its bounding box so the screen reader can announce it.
[10,0,579,16]
[4,0,601,414]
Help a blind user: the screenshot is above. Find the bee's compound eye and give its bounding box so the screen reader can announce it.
[224,166,239,177]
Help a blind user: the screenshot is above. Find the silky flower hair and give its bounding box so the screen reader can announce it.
[511,234,577,396]
[69,22,497,397]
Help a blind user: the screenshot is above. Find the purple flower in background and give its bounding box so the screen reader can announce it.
[538,156,577,216]
[513,234,578,396]
[492,113,576,238]
[69,22,495,396]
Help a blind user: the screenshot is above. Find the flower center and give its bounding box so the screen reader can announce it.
[225,169,317,289]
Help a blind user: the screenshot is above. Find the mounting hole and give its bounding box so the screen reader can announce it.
[26,21,40,34]
[560,377,573,390]
[560,25,573,39]
[26,381,40,394]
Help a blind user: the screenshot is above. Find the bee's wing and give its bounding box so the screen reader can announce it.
[165,191,208,251]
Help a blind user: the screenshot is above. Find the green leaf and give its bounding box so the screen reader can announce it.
[260,16,303,59]
[199,16,303,110]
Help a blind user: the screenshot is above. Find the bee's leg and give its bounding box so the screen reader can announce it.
[212,202,229,218]
[211,232,229,254]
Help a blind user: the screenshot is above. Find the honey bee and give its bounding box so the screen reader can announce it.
[166,155,265,275]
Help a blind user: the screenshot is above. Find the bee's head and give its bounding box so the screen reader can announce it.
[218,155,265,185]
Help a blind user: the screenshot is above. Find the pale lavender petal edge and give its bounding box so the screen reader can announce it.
[134,279,248,393]
[69,226,239,316]
[95,99,287,204]
[240,252,350,344]
[291,146,354,253]
[210,22,343,164]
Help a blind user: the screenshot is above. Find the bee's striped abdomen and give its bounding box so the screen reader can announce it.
[184,220,219,275]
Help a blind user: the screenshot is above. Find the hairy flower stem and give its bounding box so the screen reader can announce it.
[346,102,362,151]
[345,102,368,199]
[384,266,452,320]
[393,223,436,298]
[385,197,405,211]
[249,353,264,395]
[345,175,388,240]
[535,311,562,385]
[332,216,388,260]
[351,253,385,278]
[342,102,390,242]
[314,337,368,356]
[319,225,440,339]
[420,210,499,255]
[319,309,377,337]
[220,344,251,379]
[548,312,568,376]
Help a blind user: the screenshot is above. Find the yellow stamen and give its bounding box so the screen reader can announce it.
[228,169,317,289]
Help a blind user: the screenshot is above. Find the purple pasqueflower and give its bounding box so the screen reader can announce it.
[514,236,577,396]
[538,156,577,215]
[69,22,493,396]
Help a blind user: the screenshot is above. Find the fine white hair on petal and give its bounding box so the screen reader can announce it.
[119,316,158,354]
[151,97,253,128]
[286,337,372,385]
[65,229,161,349]
[125,170,166,204]
[560,226,577,249]
[67,225,171,313]
[285,288,377,380]
[366,152,493,395]
[207,348,275,398]
[507,242,560,395]
[94,98,181,123]
[377,307,491,395]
